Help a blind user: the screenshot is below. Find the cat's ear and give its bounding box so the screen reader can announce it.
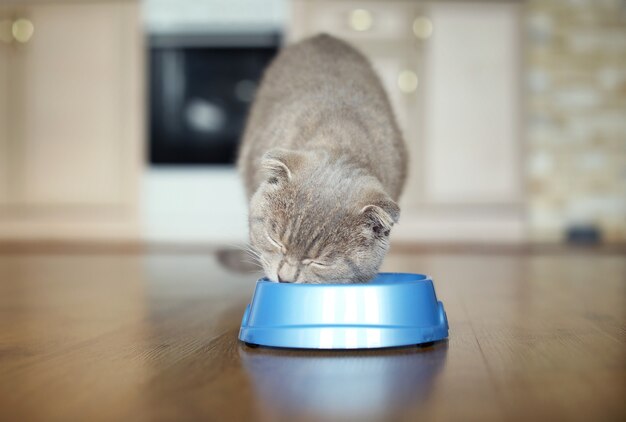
[360,195,400,238]
[261,149,305,184]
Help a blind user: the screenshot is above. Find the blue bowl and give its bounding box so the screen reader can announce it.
[238,272,449,349]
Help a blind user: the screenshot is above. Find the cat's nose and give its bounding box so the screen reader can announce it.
[277,275,292,283]
[277,270,292,283]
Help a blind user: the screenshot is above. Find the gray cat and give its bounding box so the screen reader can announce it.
[237,34,407,283]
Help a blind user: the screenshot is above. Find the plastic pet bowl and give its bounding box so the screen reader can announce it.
[238,272,449,349]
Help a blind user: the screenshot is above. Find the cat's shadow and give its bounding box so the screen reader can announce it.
[238,341,448,419]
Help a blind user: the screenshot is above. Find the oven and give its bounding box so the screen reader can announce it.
[149,33,280,165]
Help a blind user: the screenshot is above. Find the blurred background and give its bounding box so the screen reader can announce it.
[0,0,624,247]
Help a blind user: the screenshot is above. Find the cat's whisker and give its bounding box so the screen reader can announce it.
[241,259,264,269]
[244,253,262,266]
[242,243,261,256]
[222,241,249,252]
[246,254,265,268]
[247,247,262,260]
[243,248,262,259]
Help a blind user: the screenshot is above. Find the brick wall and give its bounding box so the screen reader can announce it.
[526,0,626,241]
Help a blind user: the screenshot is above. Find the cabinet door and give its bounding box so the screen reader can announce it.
[421,2,523,204]
[0,8,10,205]
[289,0,526,241]
[7,1,140,208]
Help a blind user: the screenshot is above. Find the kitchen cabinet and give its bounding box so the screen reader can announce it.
[289,0,526,242]
[0,0,142,240]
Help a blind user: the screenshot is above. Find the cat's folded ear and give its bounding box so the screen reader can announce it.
[360,193,400,238]
[261,149,306,184]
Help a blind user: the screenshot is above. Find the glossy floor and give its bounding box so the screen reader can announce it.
[0,248,624,421]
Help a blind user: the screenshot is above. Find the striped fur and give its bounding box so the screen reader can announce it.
[237,34,407,283]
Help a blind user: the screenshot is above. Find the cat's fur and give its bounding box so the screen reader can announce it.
[237,34,407,283]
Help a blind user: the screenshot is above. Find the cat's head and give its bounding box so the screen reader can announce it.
[249,148,399,283]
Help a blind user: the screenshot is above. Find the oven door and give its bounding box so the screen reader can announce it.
[149,34,279,165]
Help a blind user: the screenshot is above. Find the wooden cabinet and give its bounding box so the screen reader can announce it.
[289,0,526,242]
[0,1,142,240]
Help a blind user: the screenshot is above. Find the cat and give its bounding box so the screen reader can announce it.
[237,34,407,283]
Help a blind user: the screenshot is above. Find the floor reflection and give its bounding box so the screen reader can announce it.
[239,342,448,420]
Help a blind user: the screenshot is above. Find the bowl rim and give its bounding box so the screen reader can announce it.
[257,272,432,287]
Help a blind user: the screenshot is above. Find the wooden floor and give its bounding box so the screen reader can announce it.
[0,248,624,421]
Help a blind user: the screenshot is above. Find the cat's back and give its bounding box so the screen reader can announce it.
[239,34,407,199]
[258,34,387,107]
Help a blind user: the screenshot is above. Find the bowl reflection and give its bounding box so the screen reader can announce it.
[239,341,448,419]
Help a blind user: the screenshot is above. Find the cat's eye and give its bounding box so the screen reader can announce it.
[302,259,328,268]
[266,233,286,253]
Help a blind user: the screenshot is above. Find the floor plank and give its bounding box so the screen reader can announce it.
[0,250,624,421]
